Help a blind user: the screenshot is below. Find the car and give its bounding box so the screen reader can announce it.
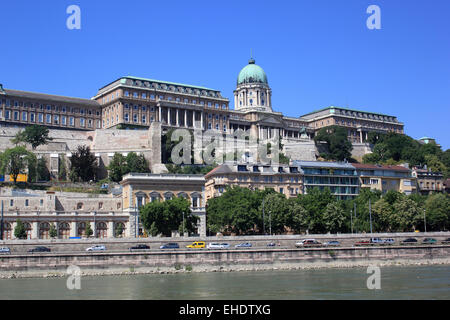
[370,237,384,244]
[186,241,206,249]
[0,247,11,254]
[28,246,51,253]
[401,238,418,244]
[160,243,179,249]
[441,238,450,244]
[129,244,150,251]
[267,242,276,247]
[207,243,230,249]
[323,240,340,247]
[86,245,106,252]
[235,242,252,248]
[422,238,437,245]
[295,239,322,247]
[354,239,371,246]
[383,238,395,245]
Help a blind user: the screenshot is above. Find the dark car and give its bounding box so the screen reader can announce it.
[441,238,450,244]
[129,244,150,251]
[28,246,51,253]
[160,243,179,249]
[401,238,418,244]
[422,238,437,245]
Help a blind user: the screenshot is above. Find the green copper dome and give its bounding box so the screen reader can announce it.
[237,59,268,85]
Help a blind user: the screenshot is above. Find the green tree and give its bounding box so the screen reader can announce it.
[125,152,150,174]
[69,145,98,182]
[11,125,53,150]
[49,223,58,239]
[14,219,27,239]
[58,155,67,181]
[37,157,50,182]
[285,198,308,233]
[314,126,353,161]
[392,197,421,232]
[85,223,93,238]
[372,198,394,232]
[107,153,127,182]
[424,193,450,231]
[322,202,346,233]
[0,146,36,183]
[296,187,336,233]
[140,197,198,237]
[262,193,289,234]
[115,223,124,237]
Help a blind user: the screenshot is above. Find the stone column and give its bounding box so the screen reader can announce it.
[32,221,39,239]
[360,130,363,143]
[167,107,171,126]
[108,221,114,238]
[200,111,204,129]
[192,111,196,128]
[158,106,162,123]
[184,109,187,127]
[176,109,179,126]
[70,221,77,238]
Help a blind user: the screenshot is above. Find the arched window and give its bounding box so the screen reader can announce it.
[2,222,12,240]
[164,192,174,201]
[58,222,71,239]
[96,222,108,238]
[39,222,50,239]
[78,222,87,238]
[115,222,126,238]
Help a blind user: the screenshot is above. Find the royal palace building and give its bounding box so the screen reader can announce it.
[0,58,404,145]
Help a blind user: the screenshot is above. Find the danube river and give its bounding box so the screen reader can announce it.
[0,265,449,300]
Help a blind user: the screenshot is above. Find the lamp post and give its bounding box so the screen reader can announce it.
[369,198,373,234]
[262,197,266,235]
[350,209,353,234]
[1,200,4,240]
[182,211,185,237]
[423,209,427,233]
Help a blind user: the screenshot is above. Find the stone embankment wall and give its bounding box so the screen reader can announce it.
[0,232,449,278]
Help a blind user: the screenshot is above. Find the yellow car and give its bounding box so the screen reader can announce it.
[186,241,206,249]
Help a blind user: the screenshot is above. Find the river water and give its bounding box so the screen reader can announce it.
[0,265,449,300]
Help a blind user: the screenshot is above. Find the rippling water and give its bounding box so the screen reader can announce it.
[0,265,449,300]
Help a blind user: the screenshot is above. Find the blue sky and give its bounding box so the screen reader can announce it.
[1,0,449,149]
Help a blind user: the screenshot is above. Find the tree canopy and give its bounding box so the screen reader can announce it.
[107,152,150,182]
[0,146,36,183]
[69,145,98,182]
[11,125,53,150]
[314,126,353,161]
[140,197,198,237]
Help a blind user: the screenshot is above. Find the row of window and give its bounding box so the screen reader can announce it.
[1,110,101,128]
[121,91,228,109]
[0,100,100,116]
[0,110,101,129]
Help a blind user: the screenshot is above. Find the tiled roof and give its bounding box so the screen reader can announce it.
[293,160,355,170]
[3,89,100,107]
[205,164,232,178]
[351,163,410,172]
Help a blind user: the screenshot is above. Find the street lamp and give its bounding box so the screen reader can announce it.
[423,209,427,233]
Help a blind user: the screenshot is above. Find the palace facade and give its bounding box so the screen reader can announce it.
[0,58,404,146]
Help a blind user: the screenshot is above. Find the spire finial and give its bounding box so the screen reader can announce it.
[249,49,255,64]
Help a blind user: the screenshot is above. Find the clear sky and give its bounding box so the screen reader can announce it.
[1,0,449,149]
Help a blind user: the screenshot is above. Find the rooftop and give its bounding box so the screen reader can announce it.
[2,88,100,107]
[351,163,410,172]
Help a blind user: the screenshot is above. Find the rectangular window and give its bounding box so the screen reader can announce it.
[142,115,146,123]
[88,119,93,128]
[25,199,29,207]
[97,120,101,128]
[69,117,75,126]
[22,112,27,121]
[5,110,10,119]
[14,111,19,120]
[54,115,59,124]
[46,114,51,123]
[133,114,138,123]
[38,113,44,123]
[62,116,67,125]
[124,113,129,122]
[80,118,85,127]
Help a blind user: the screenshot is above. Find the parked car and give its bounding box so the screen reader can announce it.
[207,243,230,249]
[422,238,437,245]
[323,240,340,247]
[383,238,395,245]
[129,244,150,251]
[441,238,450,244]
[401,238,418,244]
[186,241,206,249]
[86,245,106,252]
[0,247,11,254]
[267,242,276,247]
[28,246,51,253]
[160,243,179,249]
[235,242,252,248]
[370,237,384,244]
[295,239,321,247]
